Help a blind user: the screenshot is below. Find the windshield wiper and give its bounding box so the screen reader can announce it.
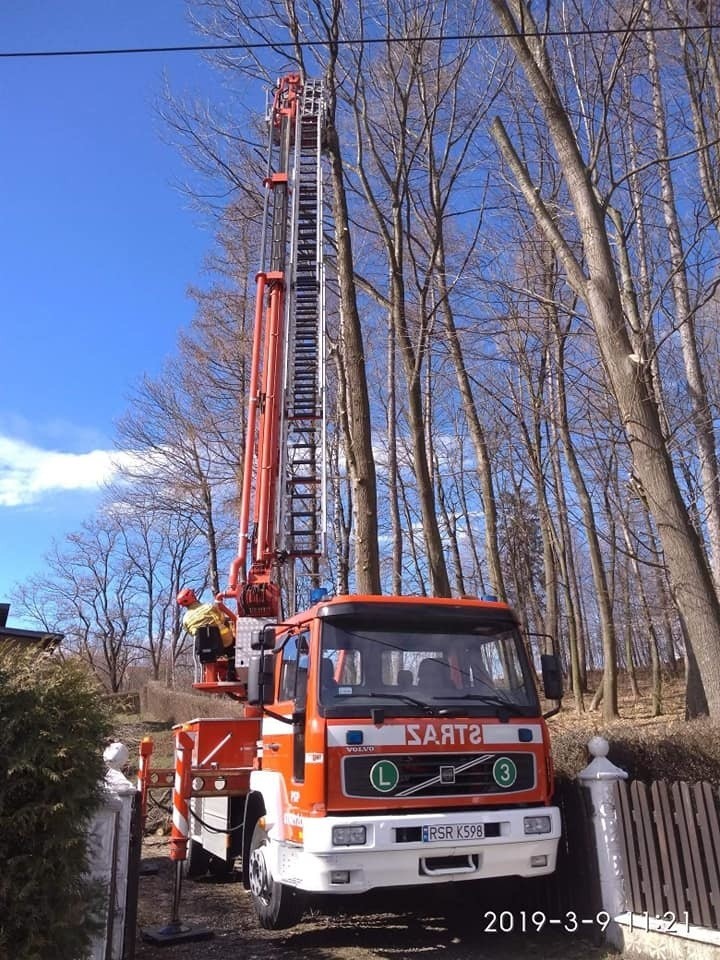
[435,694,528,716]
[341,691,444,716]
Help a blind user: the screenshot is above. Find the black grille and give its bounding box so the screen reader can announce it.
[342,752,535,798]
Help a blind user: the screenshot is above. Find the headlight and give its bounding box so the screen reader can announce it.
[332,825,367,846]
[524,815,551,835]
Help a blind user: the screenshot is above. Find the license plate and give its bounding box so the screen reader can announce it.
[422,822,484,843]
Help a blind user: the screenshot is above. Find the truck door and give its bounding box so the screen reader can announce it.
[275,630,309,783]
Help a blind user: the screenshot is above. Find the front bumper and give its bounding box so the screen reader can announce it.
[268,807,561,894]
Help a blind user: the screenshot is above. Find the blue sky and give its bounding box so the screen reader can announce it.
[1,2,233,623]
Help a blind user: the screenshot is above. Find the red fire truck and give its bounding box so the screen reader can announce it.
[139,74,563,934]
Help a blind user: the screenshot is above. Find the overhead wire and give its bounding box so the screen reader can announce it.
[1,22,720,60]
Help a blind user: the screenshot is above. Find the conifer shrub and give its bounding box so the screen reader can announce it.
[0,646,111,959]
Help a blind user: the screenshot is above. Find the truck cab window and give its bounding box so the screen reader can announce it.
[279,632,309,705]
[319,621,538,714]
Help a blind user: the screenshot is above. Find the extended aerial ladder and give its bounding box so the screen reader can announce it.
[140,75,564,944]
[141,74,329,942]
[223,74,327,623]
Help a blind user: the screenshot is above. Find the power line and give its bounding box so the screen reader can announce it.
[1,23,719,60]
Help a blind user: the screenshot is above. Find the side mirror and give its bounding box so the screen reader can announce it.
[247,652,274,705]
[540,653,563,702]
[250,624,277,651]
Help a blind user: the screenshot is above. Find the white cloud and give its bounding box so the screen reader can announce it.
[0,434,135,507]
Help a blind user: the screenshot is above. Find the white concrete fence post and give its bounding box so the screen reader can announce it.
[577,735,628,950]
[87,741,138,960]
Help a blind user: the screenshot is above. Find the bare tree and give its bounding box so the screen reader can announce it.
[645,18,720,591]
[109,502,204,680]
[489,0,720,717]
[20,520,140,692]
[116,367,234,594]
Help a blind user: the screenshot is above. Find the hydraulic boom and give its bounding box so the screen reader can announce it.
[223,75,326,621]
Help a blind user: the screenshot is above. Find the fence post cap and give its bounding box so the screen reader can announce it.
[103,740,136,795]
[577,736,628,781]
[104,740,130,770]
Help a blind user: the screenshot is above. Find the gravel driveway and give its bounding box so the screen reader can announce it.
[133,838,616,960]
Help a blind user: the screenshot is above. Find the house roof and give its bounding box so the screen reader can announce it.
[0,603,63,648]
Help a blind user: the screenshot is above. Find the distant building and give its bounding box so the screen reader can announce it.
[0,603,63,650]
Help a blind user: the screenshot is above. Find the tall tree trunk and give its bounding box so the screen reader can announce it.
[622,576,641,703]
[647,21,720,592]
[674,2,720,226]
[618,503,663,716]
[389,238,451,597]
[434,446,467,596]
[514,416,556,638]
[456,451,487,596]
[490,0,720,717]
[432,226,507,600]
[328,361,351,594]
[386,320,403,594]
[324,97,382,594]
[547,355,585,710]
[552,319,618,720]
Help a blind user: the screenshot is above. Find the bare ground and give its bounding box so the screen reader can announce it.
[125,671,697,959]
[133,837,615,960]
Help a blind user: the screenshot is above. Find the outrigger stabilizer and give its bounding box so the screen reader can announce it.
[138,732,213,946]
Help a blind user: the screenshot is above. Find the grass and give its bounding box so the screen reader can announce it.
[548,668,720,784]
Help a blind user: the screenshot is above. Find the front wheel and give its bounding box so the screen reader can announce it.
[247,822,305,930]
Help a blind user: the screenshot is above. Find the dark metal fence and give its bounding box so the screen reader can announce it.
[549,778,603,924]
[615,778,720,929]
[123,792,143,960]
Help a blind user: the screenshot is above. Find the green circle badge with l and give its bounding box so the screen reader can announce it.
[370,760,400,793]
[492,756,517,788]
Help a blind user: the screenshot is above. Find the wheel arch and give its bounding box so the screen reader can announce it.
[242,791,266,888]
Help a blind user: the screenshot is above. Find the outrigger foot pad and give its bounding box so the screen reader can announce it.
[141,922,214,946]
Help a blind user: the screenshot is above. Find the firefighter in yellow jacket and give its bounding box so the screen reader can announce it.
[176,587,236,679]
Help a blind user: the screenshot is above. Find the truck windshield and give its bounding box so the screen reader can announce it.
[318,620,538,716]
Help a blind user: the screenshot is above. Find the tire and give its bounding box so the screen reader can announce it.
[247,821,305,930]
[183,836,211,879]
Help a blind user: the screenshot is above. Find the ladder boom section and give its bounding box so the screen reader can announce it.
[228,75,327,620]
[279,78,327,599]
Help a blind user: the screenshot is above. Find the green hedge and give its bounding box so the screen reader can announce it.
[0,647,111,960]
